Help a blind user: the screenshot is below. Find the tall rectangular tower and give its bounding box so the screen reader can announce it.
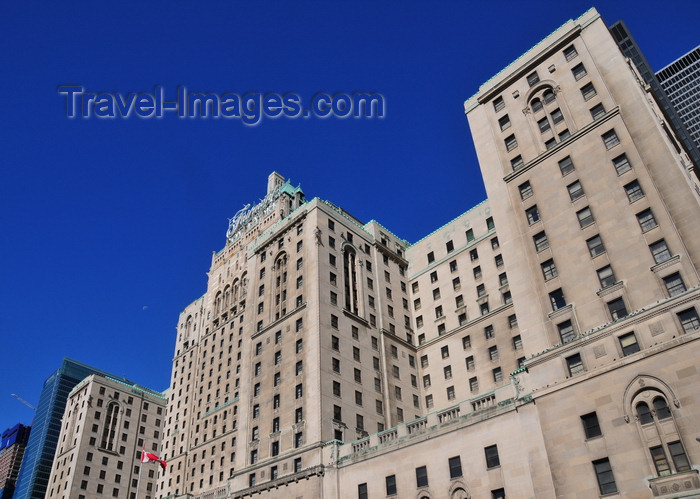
[159,173,421,497]
[656,46,700,151]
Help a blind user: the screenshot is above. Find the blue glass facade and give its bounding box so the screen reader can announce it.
[12,359,114,499]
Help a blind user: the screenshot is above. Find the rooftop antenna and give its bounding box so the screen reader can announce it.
[11,394,36,411]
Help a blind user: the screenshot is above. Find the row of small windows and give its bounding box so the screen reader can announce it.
[425,219,494,265]
[357,450,505,498]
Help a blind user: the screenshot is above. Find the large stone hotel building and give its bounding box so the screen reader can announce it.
[151,8,700,499]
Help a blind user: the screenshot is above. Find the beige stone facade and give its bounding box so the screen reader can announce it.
[46,374,167,499]
[158,8,700,499]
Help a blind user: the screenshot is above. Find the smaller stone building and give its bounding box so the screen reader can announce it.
[45,374,167,499]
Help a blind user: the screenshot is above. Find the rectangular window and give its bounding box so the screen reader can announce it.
[492,489,506,499]
[498,114,511,131]
[510,155,524,171]
[608,297,628,320]
[485,445,500,468]
[586,235,605,257]
[446,385,455,400]
[519,181,533,200]
[466,228,474,241]
[430,271,438,282]
[541,259,558,280]
[619,332,640,356]
[572,62,587,80]
[462,335,471,349]
[602,129,620,149]
[577,207,594,228]
[581,82,597,100]
[637,208,658,232]
[385,475,397,495]
[677,308,700,333]
[415,466,428,487]
[564,45,578,61]
[567,180,585,201]
[357,483,368,499]
[558,320,575,343]
[649,239,671,263]
[512,335,522,350]
[493,96,505,112]
[549,288,566,311]
[493,367,503,382]
[590,103,606,120]
[558,156,575,176]
[533,231,549,252]
[664,272,687,296]
[427,251,435,263]
[527,71,540,87]
[624,180,644,202]
[593,458,617,494]
[612,153,631,175]
[465,356,475,371]
[650,446,671,476]
[551,108,564,124]
[526,205,540,225]
[488,345,499,361]
[505,134,518,151]
[448,456,463,479]
[538,117,551,133]
[484,324,494,339]
[469,377,478,392]
[597,265,616,288]
[581,412,602,439]
[566,353,584,376]
[545,137,557,150]
[443,365,452,379]
[669,441,691,472]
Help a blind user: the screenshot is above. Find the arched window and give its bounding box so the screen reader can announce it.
[653,397,671,420]
[625,378,693,479]
[527,85,569,151]
[636,402,653,424]
[101,401,120,451]
[343,247,358,315]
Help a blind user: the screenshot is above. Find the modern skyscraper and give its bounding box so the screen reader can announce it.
[14,359,132,499]
[45,373,167,499]
[158,8,700,498]
[0,424,31,499]
[656,45,700,151]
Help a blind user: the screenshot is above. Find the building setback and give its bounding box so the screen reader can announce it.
[157,8,700,499]
[45,374,167,499]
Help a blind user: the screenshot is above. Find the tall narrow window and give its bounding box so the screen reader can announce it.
[101,402,120,451]
[343,248,359,314]
[415,465,428,487]
[593,458,617,494]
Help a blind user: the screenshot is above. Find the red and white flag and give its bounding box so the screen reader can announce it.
[141,451,167,472]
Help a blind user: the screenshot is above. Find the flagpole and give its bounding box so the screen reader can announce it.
[135,444,145,499]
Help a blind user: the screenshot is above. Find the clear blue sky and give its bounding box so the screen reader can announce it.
[1,1,698,429]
